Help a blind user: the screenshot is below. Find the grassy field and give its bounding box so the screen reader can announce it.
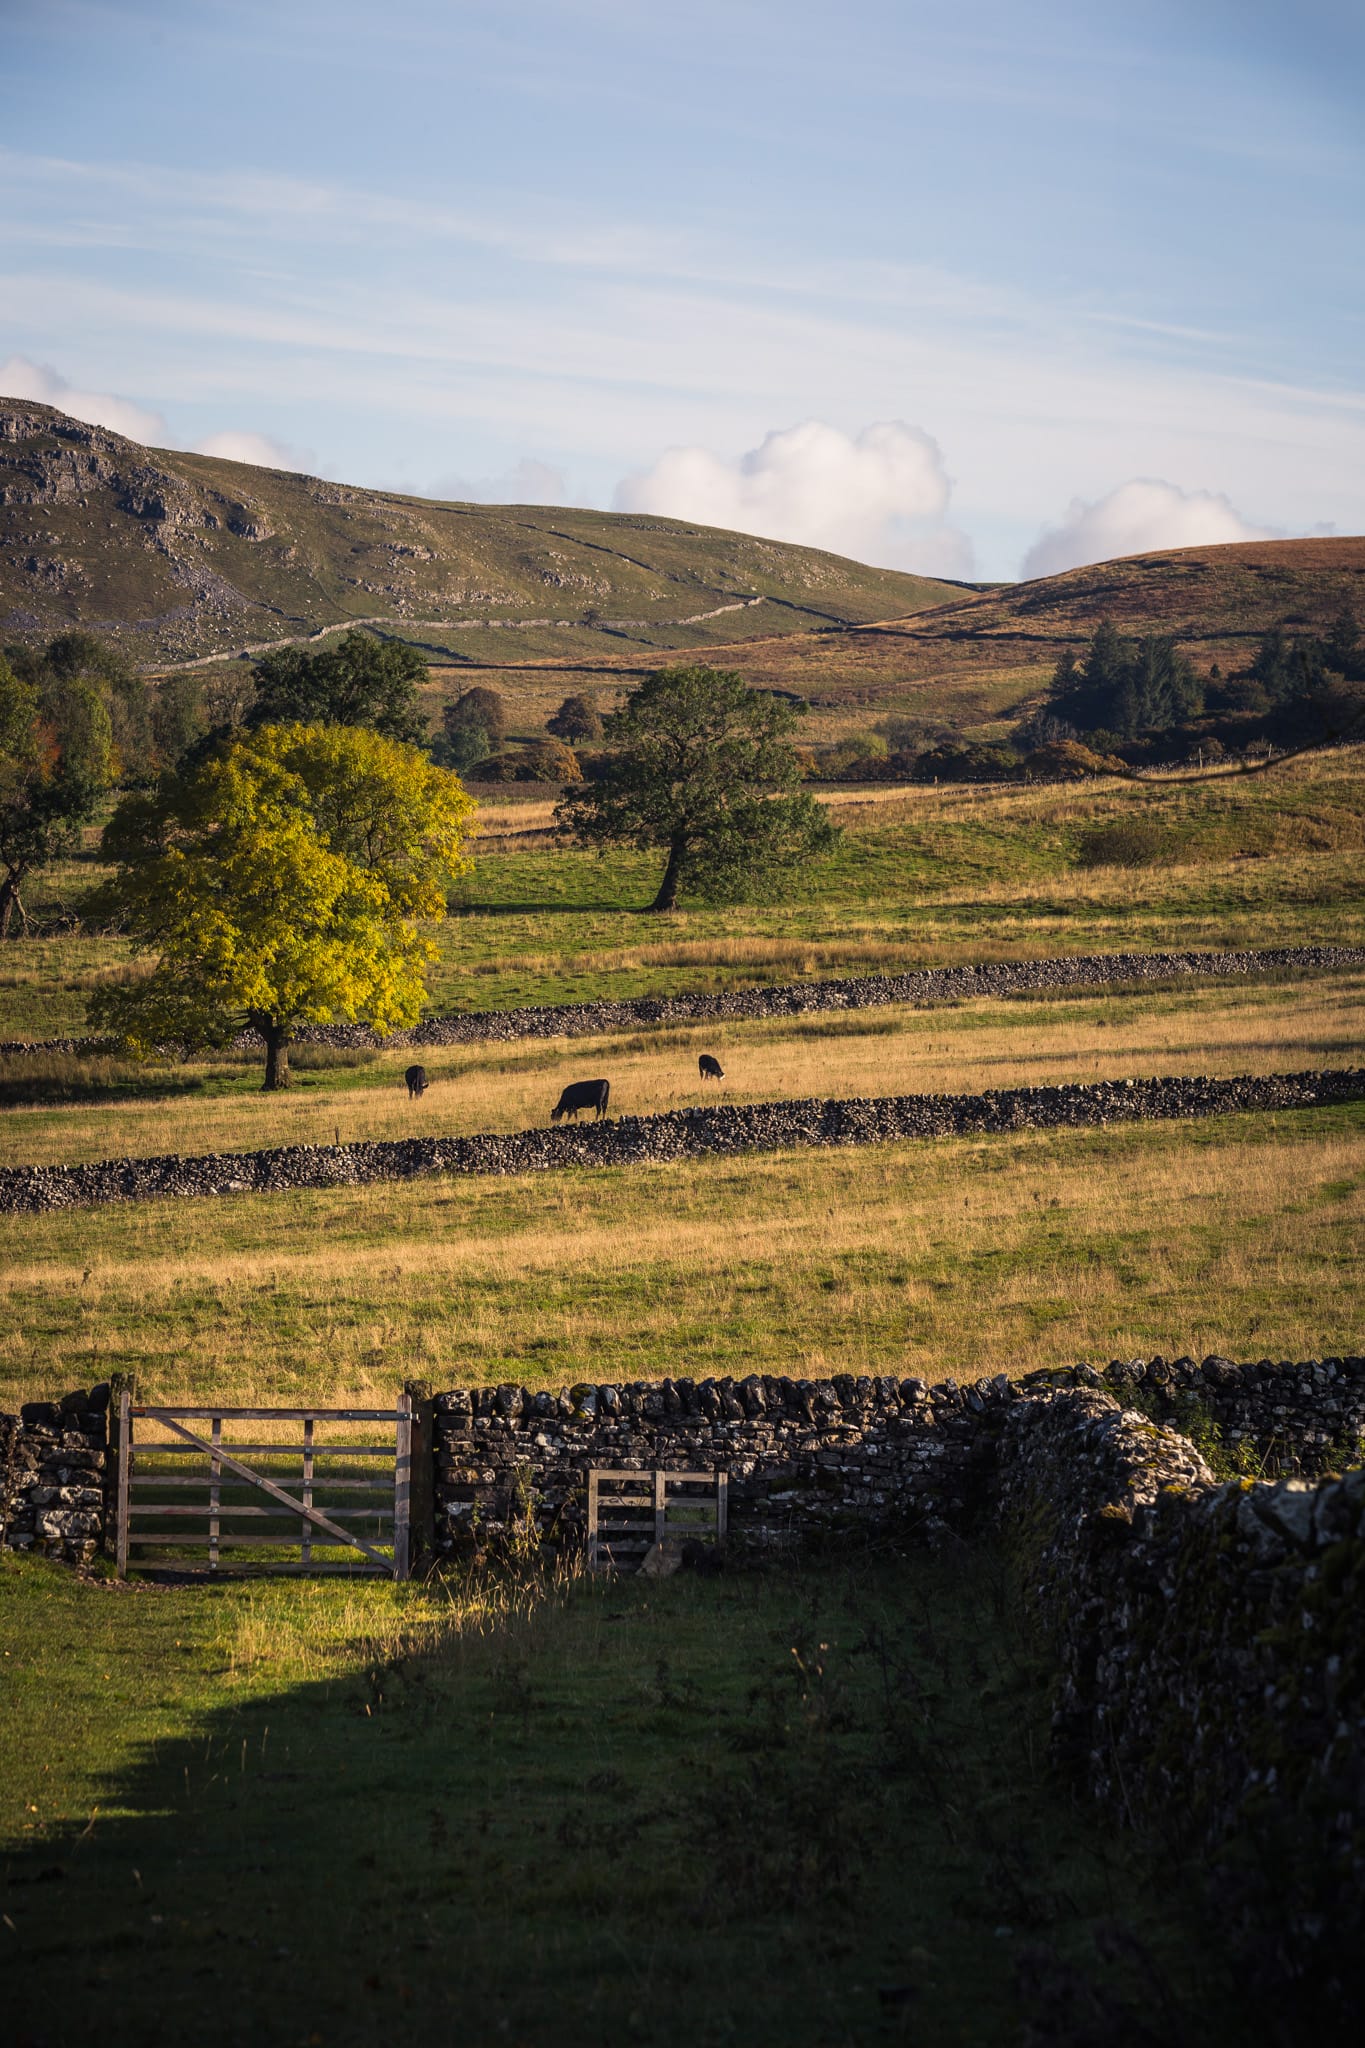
[1,746,1360,1410]
[2,1104,1359,1411]
[1,659,1360,2048]
[6,746,1364,1040]
[2,970,1362,1167]
[0,1547,1244,2048]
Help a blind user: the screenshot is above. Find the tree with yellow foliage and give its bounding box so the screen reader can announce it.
[92,723,475,1089]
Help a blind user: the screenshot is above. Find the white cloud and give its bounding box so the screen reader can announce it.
[0,352,167,442]
[0,354,301,471]
[193,428,296,468]
[1022,477,1274,578]
[614,419,974,575]
[431,456,569,505]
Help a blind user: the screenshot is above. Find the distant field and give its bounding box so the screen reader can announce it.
[1,742,1359,1414]
[2,1102,1359,1410]
[6,746,1363,1038]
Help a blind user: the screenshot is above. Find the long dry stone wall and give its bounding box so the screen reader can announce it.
[1,1065,1360,1214]
[996,1387,1365,2018]
[7,1356,1359,1567]
[4,942,1363,1061]
[429,1354,1364,1559]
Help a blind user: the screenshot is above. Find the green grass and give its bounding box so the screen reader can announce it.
[0,1547,1242,2047]
[3,1107,1360,1411]
[6,748,1362,1038]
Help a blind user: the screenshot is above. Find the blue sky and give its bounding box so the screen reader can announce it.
[2,0,1362,578]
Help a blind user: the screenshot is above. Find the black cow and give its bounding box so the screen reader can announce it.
[552,1078,610,1121]
[405,1064,428,1099]
[698,1054,725,1081]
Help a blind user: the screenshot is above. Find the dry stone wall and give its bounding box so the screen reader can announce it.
[1,1386,110,1566]
[3,1357,1358,1568]
[1,1066,1360,1214]
[429,1354,1364,1559]
[4,942,1362,1062]
[995,1386,1365,2016]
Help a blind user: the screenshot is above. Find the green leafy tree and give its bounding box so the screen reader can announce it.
[150,672,207,767]
[556,664,838,911]
[10,630,152,782]
[1047,620,1203,737]
[430,716,491,778]
[248,632,428,745]
[0,654,113,937]
[91,723,475,1088]
[444,687,508,747]
[546,693,603,742]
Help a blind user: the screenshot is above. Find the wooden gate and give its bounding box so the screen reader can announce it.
[111,1392,419,1579]
[586,1468,728,1572]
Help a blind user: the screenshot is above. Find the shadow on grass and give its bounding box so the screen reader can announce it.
[2,1549,1249,2048]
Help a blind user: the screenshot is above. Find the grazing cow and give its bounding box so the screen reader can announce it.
[405,1064,428,1099]
[698,1054,725,1081]
[552,1078,610,1121]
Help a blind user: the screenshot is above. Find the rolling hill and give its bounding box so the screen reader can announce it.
[451,537,1365,743]
[3,399,1361,745]
[0,400,963,666]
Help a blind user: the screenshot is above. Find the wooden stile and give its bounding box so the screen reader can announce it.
[586,1468,729,1573]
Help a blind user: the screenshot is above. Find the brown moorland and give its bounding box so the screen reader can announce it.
[431,537,1365,744]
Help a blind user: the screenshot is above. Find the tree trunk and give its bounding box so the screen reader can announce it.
[0,870,23,940]
[651,839,686,912]
[260,1020,292,1092]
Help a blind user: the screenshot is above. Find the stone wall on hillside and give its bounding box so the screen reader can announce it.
[996,1386,1365,2015]
[4,942,1363,1061]
[1,1065,1360,1214]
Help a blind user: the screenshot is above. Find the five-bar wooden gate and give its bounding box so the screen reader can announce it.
[112,1391,417,1579]
[586,1468,727,1572]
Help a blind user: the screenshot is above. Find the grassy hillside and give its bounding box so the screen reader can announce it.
[0,400,959,665]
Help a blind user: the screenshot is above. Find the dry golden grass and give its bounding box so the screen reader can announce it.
[2,974,1359,1169]
[2,1103,1359,1408]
